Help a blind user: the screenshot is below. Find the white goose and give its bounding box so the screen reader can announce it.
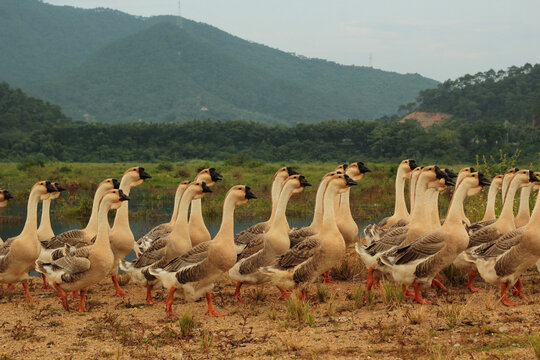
[37,182,66,242]
[149,185,257,316]
[188,168,222,246]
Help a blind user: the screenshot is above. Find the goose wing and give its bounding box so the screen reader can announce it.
[41,229,86,249]
[235,222,266,245]
[473,228,524,258]
[392,231,446,266]
[467,226,500,248]
[466,219,496,235]
[276,237,321,270]
[289,227,315,247]
[364,226,408,256]
[236,234,264,261]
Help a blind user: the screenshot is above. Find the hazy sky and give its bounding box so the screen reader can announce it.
[44,0,540,81]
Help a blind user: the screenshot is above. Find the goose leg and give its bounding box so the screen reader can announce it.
[77,290,87,312]
[233,281,244,303]
[402,285,415,298]
[366,266,374,291]
[41,274,50,289]
[6,283,15,290]
[431,279,447,292]
[298,290,307,303]
[467,269,483,292]
[205,293,227,316]
[511,278,523,298]
[146,284,155,304]
[372,276,381,289]
[277,286,290,299]
[111,275,130,297]
[71,291,80,298]
[22,280,36,302]
[500,282,518,306]
[322,271,339,284]
[165,287,176,317]
[52,281,69,311]
[412,282,431,305]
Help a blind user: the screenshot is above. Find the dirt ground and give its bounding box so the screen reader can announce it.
[0,253,539,360]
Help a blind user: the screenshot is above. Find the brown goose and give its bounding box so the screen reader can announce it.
[37,183,67,242]
[188,168,222,246]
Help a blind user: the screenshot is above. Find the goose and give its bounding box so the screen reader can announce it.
[451,167,473,226]
[364,159,417,242]
[501,167,519,204]
[36,189,130,311]
[229,174,311,302]
[0,189,14,243]
[465,173,507,235]
[456,169,538,292]
[188,168,222,247]
[120,181,212,304]
[106,166,151,296]
[40,178,120,249]
[260,173,357,301]
[149,185,257,316]
[465,172,540,306]
[336,162,371,246]
[235,167,297,247]
[357,166,451,291]
[379,172,491,304]
[0,181,56,301]
[134,180,191,256]
[37,183,67,242]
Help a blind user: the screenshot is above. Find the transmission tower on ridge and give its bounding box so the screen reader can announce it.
[369,53,373,68]
[177,0,183,29]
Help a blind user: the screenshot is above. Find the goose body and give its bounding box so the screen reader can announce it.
[150,185,257,316]
[36,189,129,311]
[465,174,503,234]
[0,189,14,243]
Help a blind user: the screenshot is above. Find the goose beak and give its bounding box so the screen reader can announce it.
[299,175,312,187]
[201,181,213,193]
[138,167,152,180]
[434,166,446,179]
[358,162,371,173]
[409,159,418,170]
[444,176,456,186]
[209,168,223,181]
[245,186,257,199]
[118,189,130,201]
[286,167,298,176]
[478,172,491,186]
[112,178,120,189]
[444,168,458,179]
[345,174,358,186]
[45,181,57,193]
[529,170,540,183]
[469,167,476,172]
[54,183,67,192]
[3,190,13,200]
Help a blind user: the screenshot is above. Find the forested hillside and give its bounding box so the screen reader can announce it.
[1,83,537,164]
[1,0,438,124]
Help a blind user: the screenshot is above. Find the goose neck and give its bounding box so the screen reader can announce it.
[39,198,52,234]
[498,179,521,224]
[322,184,340,232]
[20,190,41,238]
[527,189,540,228]
[169,187,185,225]
[482,183,499,221]
[85,184,108,234]
[516,185,532,220]
[394,172,409,218]
[409,176,429,223]
[112,176,134,230]
[214,194,237,245]
[94,199,113,249]
[311,178,329,229]
[443,183,468,227]
[272,182,295,230]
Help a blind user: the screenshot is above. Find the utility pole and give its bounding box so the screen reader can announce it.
[177,0,183,29]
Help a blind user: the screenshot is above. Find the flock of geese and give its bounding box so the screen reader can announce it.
[0,161,538,316]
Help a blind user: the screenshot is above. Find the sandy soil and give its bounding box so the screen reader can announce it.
[0,254,539,360]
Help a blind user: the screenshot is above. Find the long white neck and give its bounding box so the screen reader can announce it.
[409,175,430,224]
[169,186,186,225]
[213,193,236,246]
[482,183,500,221]
[321,183,340,234]
[38,198,54,238]
[20,189,41,238]
[310,178,329,230]
[428,189,441,229]
[515,185,532,223]
[443,182,468,227]
[501,175,514,205]
[527,189,540,229]
[409,174,418,212]
[497,178,521,226]
[394,170,409,218]
[267,176,286,226]
[94,199,113,250]
[112,176,133,231]
[84,184,109,234]
[272,182,295,231]
[339,188,351,217]
[169,187,197,255]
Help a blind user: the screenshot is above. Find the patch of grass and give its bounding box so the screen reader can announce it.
[178,312,196,338]
[381,282,404,308]
[441,264,467,287]
[199,328,214,351]
[9,321,43,342]
[329,252,364,281]
[528,333,540,359]
[247,286,267,304]
[352,287,374,308]
[316,284,329,303]
[286,295,315,326]
[404,306,427,325]
[437,302,467,329]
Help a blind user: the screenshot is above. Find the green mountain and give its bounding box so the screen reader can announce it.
[1,0,438,124]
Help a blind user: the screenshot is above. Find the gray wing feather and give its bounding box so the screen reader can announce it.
[473,228,524,258]
[42,230,86,249]
[364,226,408,256]
[289,227,315,247]
[468,226,501,248]
[393,232,446,265]
[277,237,321,269]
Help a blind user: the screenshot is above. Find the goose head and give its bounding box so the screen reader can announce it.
[533,171,540,191]
[97,178,121,194]
[101,189,130,211]
[326,173,358,194]
[420,165,450,189]
[32,180,57,200]
[460,172,491,196]
[273,166,298,184]
[188,181,213,200]
[174,180,192,196]
[227,185,258,206]
[345,162,371,181]
[195,168,223,187]
[282,174,312,195]
[0,189,13,207]
[123,166,152,187]
[507,169,539,191]
[491,174,504,190]
[49,182,66,200]
[399,159,418,179]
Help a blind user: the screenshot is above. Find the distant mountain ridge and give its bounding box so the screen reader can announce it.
[0,0,439,124]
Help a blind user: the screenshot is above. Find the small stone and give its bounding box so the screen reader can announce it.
[454,343,460,347]
[499,326,509,333]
